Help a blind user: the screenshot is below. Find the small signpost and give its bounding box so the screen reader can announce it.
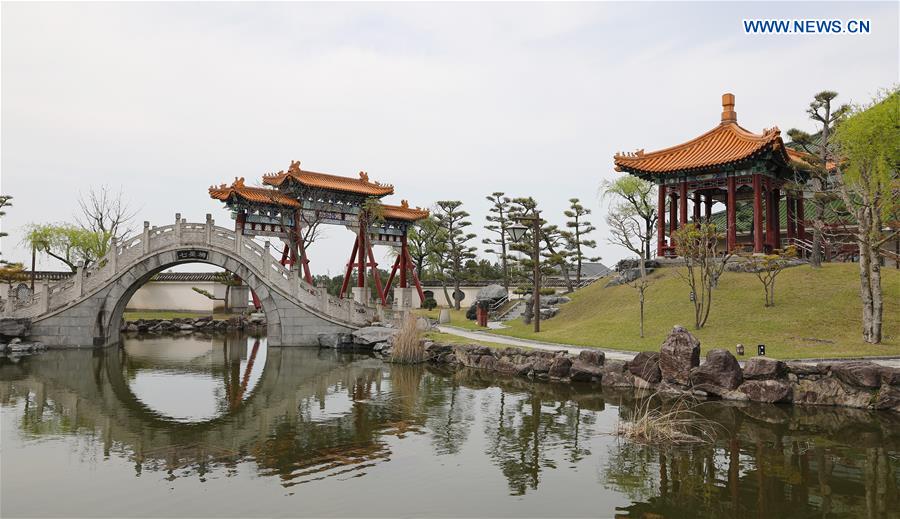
[757,344,766,356]
[177,250,209,261]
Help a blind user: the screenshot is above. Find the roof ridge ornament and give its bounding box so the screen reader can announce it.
[359,171,369,182]
[721,92,737,124]
[288,160,301,174]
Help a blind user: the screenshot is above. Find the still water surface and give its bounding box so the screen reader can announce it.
[1,333,899,518]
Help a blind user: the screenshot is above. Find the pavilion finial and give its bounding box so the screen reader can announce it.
[359,171,369,182]
[721,93,737,124]
[288,160,301,174]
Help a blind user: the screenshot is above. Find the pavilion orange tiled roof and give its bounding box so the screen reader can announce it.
[614,94,790,175]
[262,160,394,197]
[209,177,300,207]
[382,200,429,222]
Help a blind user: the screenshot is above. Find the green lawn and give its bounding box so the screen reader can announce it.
[413,307,483,331]
[123,310,234,321]
[490,263,899,360]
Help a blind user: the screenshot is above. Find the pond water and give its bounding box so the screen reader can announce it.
[1,334,899,518]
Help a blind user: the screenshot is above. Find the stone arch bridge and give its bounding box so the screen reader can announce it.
[7,215,380,347]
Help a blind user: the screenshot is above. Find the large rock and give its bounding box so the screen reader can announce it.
[827,361,884,389]
[691,349,742,395]
[600,360,635,388]
[351,326,398,346]
[659,326,700,386]
[738,380,793,403]
[569,361,603,383]
[742,357,787,380]
[874,385,900,412]
[794,377,873,408]
[0,318,31,339]
[577,350,605,367]
[628,351,661,383]
[548,356,572,379]
[476,284,507,301]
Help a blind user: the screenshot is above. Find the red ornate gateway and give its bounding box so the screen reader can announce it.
[209,161,428,307]
[614,93,810,257]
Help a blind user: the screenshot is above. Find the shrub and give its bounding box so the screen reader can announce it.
[388,314,425,364]
[422,297,438,310]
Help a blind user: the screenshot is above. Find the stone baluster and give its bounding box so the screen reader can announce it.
[109,237,118,275]
[174,213,182,243]
[318,282,330,312]
[41,280,50,314]
[263,241,272,280]
[234,228,242,254]
[75,262,84,297]
[142,221,150,254]
[205,214,214,244]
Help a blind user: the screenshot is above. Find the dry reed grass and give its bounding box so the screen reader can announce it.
[387,313,425,364]
[615,394,720,445]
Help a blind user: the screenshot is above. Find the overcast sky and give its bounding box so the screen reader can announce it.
[2,1,897,275]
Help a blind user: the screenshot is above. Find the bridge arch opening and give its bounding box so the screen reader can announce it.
[101,249,283,347]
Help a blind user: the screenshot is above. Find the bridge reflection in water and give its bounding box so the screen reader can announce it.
[1,337,899,518]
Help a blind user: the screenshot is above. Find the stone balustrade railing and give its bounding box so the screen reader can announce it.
[9,214,376,326]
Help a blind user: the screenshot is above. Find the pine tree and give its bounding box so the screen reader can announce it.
[482,192,512,289]
[434,201,477,310]
[562,198,600,284]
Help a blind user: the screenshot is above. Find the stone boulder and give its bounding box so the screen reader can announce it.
[548,357,572,379]
[659,326,700,386]
[691,349,743,393]
[476,284,508,301]
[786,362,827,379]
[628,351,661,383]
[794,377,873,408]
[827,361,884,389]
[577,350,605,367]
[738,380,793,403]
[742,357,787,380]
[874,385,900,412]
[351,326,398,346]
[600,360,635,388]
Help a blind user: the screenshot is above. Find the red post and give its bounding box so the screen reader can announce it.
[679,181,688,228]
[796,196,806,240]
[704,195,712,221]
[726,177,737,252]
[399,235,409,288]
[382,255,401,302]
[786,195,796,241]
[279,244,290,266]
[404,246,426,302]
[765,177,775,251]
[771,187,781,250]
[668,191,677,236]
[339,240,359,299]
[692,190,701,222]
[657,185,666,257]
[235,212,246,233]
[366,242,386,305]
[357,220,365,288]
[752,174,764,253]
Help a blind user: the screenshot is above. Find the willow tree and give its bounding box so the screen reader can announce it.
[831,89,899,344]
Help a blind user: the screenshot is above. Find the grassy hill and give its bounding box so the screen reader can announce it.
[491,263,900,360]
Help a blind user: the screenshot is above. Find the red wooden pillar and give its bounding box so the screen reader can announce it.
[669,191,677,236]
[235,212,246,234]
[279,244,290,266]
[679,181,688,228]
[796,196,806,240]
[752,174,764,253]
[704,195,713,221]
[769,187,781,249]
[765,178,775,251]
[726,177,737,252]
[786,194,796,241]
[365,242,386,305]
[657,185,667,257]
[399,235,409,288]
[356,219,365,288]
[339,240,359,298]
[404,246,425,302]
[692,190,701,222]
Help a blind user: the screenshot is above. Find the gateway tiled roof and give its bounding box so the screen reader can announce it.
[382,201,429,222]
[614,94,790,175]
[262,160,394,197]
[209,178,300,207]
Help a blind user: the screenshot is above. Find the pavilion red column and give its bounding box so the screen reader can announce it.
[796,196,806,240]
[704,195,712,221]
[399,235,408,288]
[765,178,775,251]
[752,174,764,253]
[669,191,677,235]
[726,177,737,252]
[657,186,667,257]
[771,187,781,250]
[679,181,688,228]
[692,191,701,222]
[357,219,366,288]
[786,194,796,241]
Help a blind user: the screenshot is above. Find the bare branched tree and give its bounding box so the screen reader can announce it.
[606,205,653,337]
[76,186,136,256]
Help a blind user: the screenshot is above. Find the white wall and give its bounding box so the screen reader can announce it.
[126,281,223,312]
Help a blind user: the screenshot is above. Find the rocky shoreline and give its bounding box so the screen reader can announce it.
[406,326,900,413]
[119,315,268,335]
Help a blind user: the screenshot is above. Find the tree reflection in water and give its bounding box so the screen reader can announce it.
[1,341,898,518]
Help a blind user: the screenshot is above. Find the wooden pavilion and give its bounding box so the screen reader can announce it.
[614,93,809,257]
[209,161,428,306]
